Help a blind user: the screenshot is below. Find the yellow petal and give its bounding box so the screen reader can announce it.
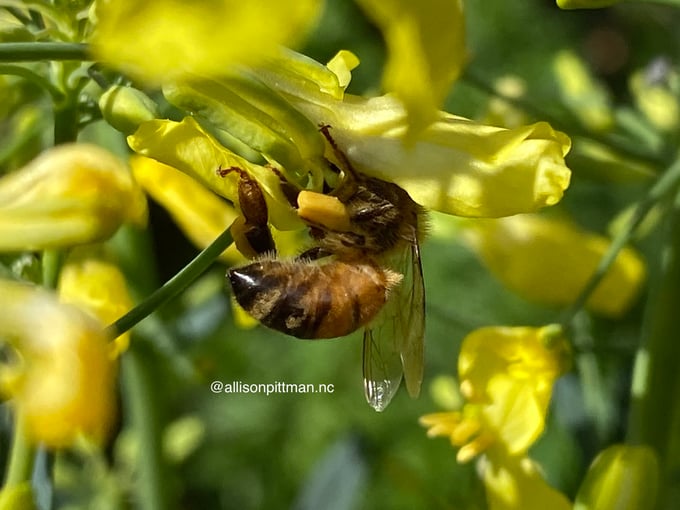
[458,325,570,455]
[482,450,572,510]
[462,215,646,317]
[326,50,360,91]
[355,0,465,136]
[58,248,134,358]
[90,0,321,84]
[281,92,571,217]
[0,279,116,448]
[0,144,147,251]
[128,117,302,231]
[131,155,240,263]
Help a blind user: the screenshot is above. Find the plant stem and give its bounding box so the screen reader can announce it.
[106,227,233,337]
[627,193,680,509]
[560,155,680,327]
[41,249,63,289]
[0,64,64,100]
[2,415,33,489]
[121,344,175,510]
[0,42,89,62]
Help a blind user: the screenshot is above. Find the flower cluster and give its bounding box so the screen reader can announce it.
[0,0,665,508]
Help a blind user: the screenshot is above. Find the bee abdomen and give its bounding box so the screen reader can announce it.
[228,260,402,339]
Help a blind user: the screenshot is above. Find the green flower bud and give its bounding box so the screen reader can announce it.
[99,85,160,135]
[575,444,659,510]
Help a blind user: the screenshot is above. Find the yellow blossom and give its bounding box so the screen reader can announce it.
[58,249,135,358]
[421,325,571,509]
[421,325,569,461]
[137,49,571,223]
[0,144,147,251]
[89,0,321,84]
[0,279,116,448]
[130,155,242,263]
[248,50,571,217]
[354,0,466,136]
[461,214,646,317]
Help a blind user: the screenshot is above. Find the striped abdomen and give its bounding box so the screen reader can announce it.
[228,259,401,339]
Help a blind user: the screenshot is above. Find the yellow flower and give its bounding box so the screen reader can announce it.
[58,248,135,358]
[89,0,321,84]
[0,279,116,448]
[130,155,242,263]
[575,444,659,510]
[355,0,466,136]
[250,50,572,217]
[132,49,571,226]
[0,144,147,251]
[421,325,570,462]
[421,325,572,509]
[461,214,646,317]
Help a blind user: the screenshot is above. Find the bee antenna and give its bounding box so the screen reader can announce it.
[318,124,359,180]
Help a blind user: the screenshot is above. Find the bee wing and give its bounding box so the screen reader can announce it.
[363,321,403,412]
[398,241,425,397]
[362,240,425,411]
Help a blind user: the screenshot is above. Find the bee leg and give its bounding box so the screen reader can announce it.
[297,246,333,261]
[216,165,276,257]
[264,164,300,208]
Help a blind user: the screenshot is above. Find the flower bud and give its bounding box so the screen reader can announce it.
[99,85,160,135]
[575,444,659,510]
[0,144,147,250]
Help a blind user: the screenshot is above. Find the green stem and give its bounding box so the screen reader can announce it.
[561,154,680,326]
[627,194,680,510]
[106,227,233,337]
[53,94,79,145]
[2,415,33,489]
[41,249,63,289]
[0,64,64,100]
[121,345,175,510]
[0,42,89,62]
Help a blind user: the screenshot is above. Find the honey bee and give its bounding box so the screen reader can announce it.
[226,126,427,411]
